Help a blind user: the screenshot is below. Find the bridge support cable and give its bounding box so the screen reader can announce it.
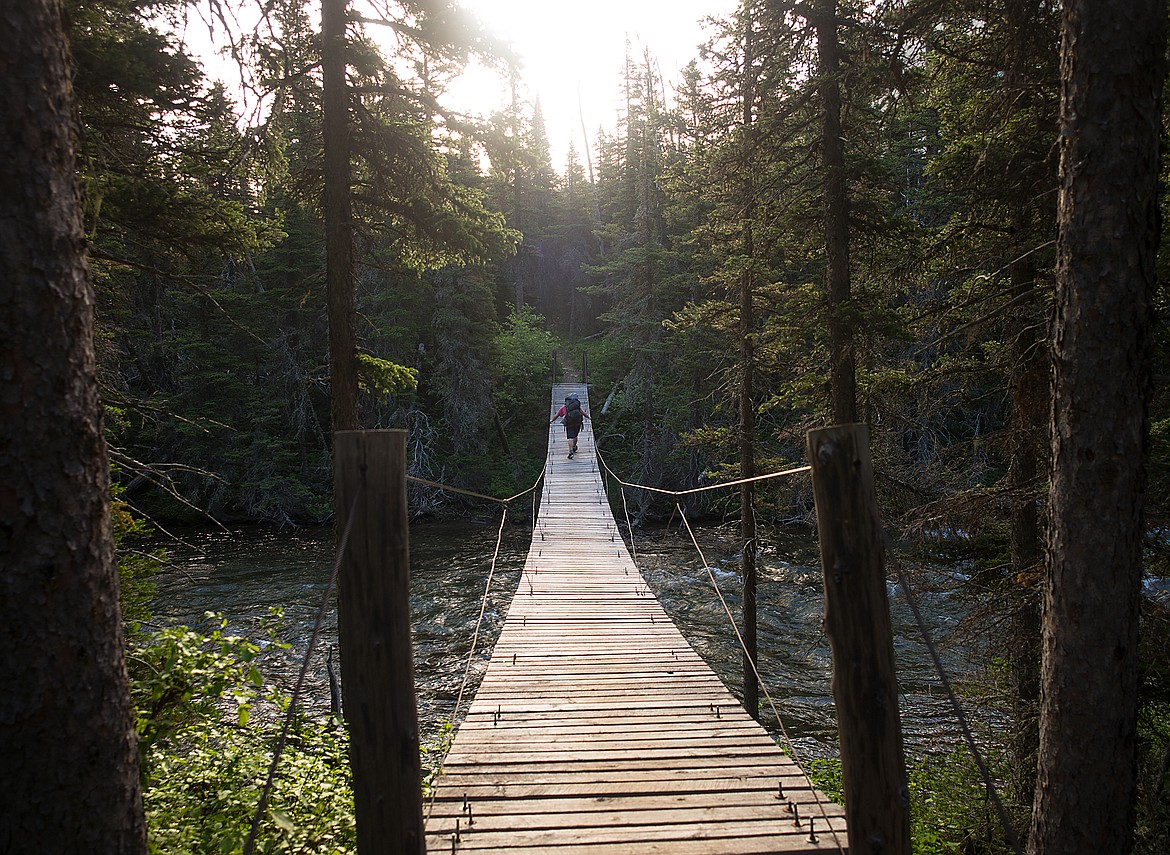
[242,479,365,855]
[450,508,512,728]
[404,467,547,823]
[883,530,1023,854]
[594,450,843,851]
[674,502,847,855]
[600,425,1021,855]
[423,385,847,852]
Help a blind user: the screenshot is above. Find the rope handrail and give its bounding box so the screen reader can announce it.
[595,454,811,498]
[883,529,1023,855]
[596,439,1021,852]
[406,472,543,506]
[451,508,510,726]
[673,503,846,854]
[243,479,364,855]
[594,442,1015,851]
[264,409,1011,853]
[590,446,840,849]
[425,469,545,821]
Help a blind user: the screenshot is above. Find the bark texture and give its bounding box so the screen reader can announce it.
[1029,1,1165,852]
[322,0,359,433]
[816,0,856,425]
[808,426,910,854]
[0,0,146,850]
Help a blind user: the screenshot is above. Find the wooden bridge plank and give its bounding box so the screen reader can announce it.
[422,384,844,853]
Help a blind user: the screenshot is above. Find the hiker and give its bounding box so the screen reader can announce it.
[550,393,589,458]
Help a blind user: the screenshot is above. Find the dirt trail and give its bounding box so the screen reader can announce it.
[558,352,580,384]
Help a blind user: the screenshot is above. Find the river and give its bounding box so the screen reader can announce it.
[149,518,977,759]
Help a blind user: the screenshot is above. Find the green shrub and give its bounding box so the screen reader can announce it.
[130,615,356,853]
[806,750,1016,855]
[144,716,354,855]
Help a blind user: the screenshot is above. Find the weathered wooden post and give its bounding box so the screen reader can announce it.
[581,350,588,385]
[551,350,558,383]
[807,424,911,855]
[334,430,424,855]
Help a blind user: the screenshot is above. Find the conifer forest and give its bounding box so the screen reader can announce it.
[3,0,1170,852]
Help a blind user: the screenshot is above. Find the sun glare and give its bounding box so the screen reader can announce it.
[449,0,736,172]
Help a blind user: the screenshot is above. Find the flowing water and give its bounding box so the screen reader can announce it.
[150,519,978,758]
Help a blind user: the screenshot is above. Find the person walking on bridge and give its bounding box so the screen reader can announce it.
[550,393,589,459]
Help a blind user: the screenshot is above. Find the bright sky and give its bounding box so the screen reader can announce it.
[449,0,738,171]
[178,1,737,175]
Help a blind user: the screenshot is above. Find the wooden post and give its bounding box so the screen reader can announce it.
[334,430,424,855]
[551,350,557,383]
[581,350,588,385]
[807,424,910,855]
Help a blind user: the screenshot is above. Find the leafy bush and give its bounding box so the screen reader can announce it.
[130,615,356,853]
[491,306,558,422]
[806,750,1016,855]
[144,716,354,855]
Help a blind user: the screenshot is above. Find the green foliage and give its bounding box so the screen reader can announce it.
[420,720,456,799]
[117,498,358,852]
[808,752,1016,855]
[111,479,165,634]
[482,307,558,496]
[805,758,843,803]
[145,718,354,855]
[130,616,357,853]
[904,749,1014,855]
[491,306,557,419]
[130,615,276,765]
[356,353,418,397]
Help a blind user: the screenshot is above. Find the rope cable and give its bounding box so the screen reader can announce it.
[451,506,510,725]
[595,443,1021,851]
[242,481,364,855]
[599,449,837,851]
[425,467,546,821]
[406,473,541,506]
[593,449,841,847]
[883,529,1023,855]
[618,482,637,563]
[240,465,541,842]
[601,461,811,497]
[674,503,846,854]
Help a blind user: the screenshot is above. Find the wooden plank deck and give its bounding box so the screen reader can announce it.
[424,384,847,854]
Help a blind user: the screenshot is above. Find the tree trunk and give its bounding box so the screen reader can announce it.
[815,0,856,425]
[0,1,146,849]
[322,0,358,433]
[1028,2,1165,852]
[739,0,759,721]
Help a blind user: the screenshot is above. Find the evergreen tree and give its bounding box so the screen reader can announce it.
[1030,2,1164,850]
[2,0,146,847]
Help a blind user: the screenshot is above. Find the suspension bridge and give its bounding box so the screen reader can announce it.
[422,384,847,853]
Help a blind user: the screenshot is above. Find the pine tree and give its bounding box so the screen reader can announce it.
[1,0,147,847]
